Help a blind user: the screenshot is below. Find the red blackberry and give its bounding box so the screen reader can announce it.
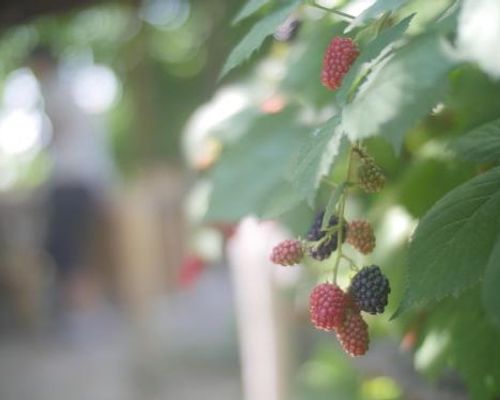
[336,307,369,356]
[349,265,390,314]
[309,283,349,331]
[321,37,359,91]
[307,211,346,261]
[270,239,304,266]
[346,220,376,254]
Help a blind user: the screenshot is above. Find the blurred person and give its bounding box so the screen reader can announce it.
[27,45,116,336]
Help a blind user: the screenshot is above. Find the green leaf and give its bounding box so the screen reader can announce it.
[287,116,346,207]
[220,0,300,79]
[481,236,500,329]
[346,0,410,31]
[321,182,345,230]
[428,290,500,400]
[393,166,500,318]
[398,158,474,218]
[233,0,271,25]
[336,14,415,104]
[452,117,500,163]
[260,180,304,219]
[205,107,305,221]
[341,33,455,153]
[432,0,460,34]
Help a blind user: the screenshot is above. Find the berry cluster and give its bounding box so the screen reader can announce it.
[269,213,390,356]
[267,37,391,358]
[308,265,389,356]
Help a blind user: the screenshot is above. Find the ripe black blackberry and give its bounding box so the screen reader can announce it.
[307,211,346,261]
[349,265,390,314]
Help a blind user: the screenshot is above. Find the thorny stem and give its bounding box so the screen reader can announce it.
[309,1,356,20]
[332,146,355,283]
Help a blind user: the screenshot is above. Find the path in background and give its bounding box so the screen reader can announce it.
[0,267,240,400]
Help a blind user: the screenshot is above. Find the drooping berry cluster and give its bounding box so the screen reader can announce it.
[321,37,359,91]
[270,239,304,266]
[347,220,376,254]
[349,265,390,314]
[307,211,346,261]
[271,145,390,357]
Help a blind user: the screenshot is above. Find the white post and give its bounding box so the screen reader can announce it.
[227,217,291,400]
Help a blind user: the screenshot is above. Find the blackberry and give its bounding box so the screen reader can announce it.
[307,211,346,261]
[349,265,390,314]
[336,306,369,356]
[321,37,359,91]
[346,220,376,254]
[309,283,349,331]
[358,158,386,193]
[270,239,304,266]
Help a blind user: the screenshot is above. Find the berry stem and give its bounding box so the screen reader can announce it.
[308,1,356,20]
[341,254,358,271]
[332,146,355,282]
[321,177,337,188]
[308,225,340,254]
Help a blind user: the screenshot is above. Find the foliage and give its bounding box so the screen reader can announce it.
[207,0,500,398]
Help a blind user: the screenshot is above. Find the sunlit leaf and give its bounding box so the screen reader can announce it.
[341,33,455,152]
[336,13,415,104]
[346,0,410,31]
[287,116,347,207]
[233,0,271,25]
[205,107,305,221]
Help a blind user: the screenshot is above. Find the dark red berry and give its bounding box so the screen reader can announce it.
[309,283,349,331]
[336,306,369,356]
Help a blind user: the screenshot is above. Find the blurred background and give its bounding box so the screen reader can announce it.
[0,0,497,399]
[0,1,243,399]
